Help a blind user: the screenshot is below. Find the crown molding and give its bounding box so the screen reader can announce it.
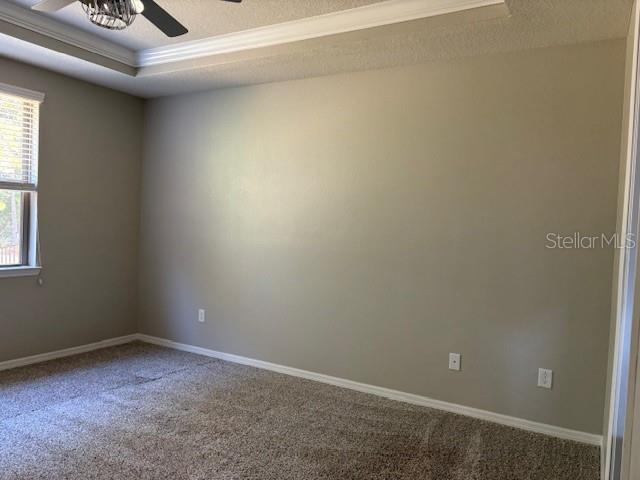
[0,0,507,75]
[0,1,135,67]
[136,0,508,67]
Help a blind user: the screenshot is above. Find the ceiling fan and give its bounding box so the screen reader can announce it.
[30,0,242,37]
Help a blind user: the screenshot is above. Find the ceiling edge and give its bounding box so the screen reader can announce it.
[0,0,508,76]
[136,0,508,67]
[0,1,135,66]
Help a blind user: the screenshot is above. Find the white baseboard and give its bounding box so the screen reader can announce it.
[0,334,138,372]
[0,332,603,447]
[136,334,602,447]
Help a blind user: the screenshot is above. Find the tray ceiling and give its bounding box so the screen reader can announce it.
[7,0,387,50]
[0,0,634,98]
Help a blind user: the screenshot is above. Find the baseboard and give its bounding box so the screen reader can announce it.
[0,332,604,447]
[136,334,603,447]
[0,334,138,372]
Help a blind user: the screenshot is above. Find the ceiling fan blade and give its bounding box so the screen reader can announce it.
[140,0,188,38]
[31,0,76,12]
[220,0,242,2]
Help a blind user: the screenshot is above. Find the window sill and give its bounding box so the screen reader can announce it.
[0,266,41,278]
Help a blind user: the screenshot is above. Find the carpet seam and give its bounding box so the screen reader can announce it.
[0,357,217,424]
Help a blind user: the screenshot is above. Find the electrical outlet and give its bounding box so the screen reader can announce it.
[198,309,206,324]
[538,368,553,389]
[449,353,461,371]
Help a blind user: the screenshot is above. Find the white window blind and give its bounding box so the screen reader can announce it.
[0,84,43,192]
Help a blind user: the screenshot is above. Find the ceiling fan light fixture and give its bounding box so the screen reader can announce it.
[82,0,138,31]
[32,0,240,37]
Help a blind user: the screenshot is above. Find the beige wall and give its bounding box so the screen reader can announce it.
[139,39,625,434]
[0,57,143,362]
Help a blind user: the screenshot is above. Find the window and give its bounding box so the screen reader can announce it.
[0,83,43,275]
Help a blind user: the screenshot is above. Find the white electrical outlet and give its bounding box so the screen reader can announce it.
[449,353,461,371]
[538,368,553,389]
[198,309,206,324]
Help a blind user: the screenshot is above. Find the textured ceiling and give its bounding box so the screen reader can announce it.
[8,0,386,50]
[0,0,634,97]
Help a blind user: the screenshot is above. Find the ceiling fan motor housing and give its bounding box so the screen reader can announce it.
[82,0,142,31]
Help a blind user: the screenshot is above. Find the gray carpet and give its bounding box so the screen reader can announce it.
[0,342,599,480]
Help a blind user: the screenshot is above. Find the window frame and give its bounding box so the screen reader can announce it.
[0,82,44,278]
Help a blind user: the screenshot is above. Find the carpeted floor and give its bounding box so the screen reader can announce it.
[0,342,599,480]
